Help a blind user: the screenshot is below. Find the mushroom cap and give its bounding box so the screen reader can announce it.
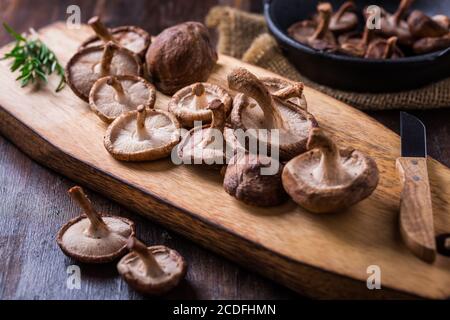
[89,75,156,123]
[288,20,317,44]
[224,153,288,207]
[146,22,218,95]
[413,34,450,54]
[66,44,142,102]
[80,26,151,57]
[57,215,135,264]
[365,37,404,59]
[282,139,379,214]
[260,77,308,110]
[375,1,413,46]
[117,245,187,295]
[231,94,318,161]
[433,15,450,30]
[408,10,449,39]
[169,83,232,128]
[329,2,358,34]
[104,108,181,162]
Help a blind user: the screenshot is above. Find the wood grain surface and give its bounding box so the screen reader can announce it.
[1,22,450,299]
[1,0,449,300]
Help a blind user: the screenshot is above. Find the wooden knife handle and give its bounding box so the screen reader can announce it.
[396,157,436,263]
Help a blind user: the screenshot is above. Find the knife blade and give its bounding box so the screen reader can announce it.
[396,112,436,263]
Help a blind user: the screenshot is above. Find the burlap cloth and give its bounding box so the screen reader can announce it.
[206,6,450,110]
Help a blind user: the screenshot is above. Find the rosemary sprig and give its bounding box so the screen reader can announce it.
[1,23,66,92]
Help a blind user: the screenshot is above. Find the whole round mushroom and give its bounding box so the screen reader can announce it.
[80,16,151,57]
[260,77,307,110]
[228,68,318,161]
[224,153,287,207]
[169,82,232,128]
[117,237,187,295]
[177,99,227,166]
[146,22,218,95]
[365,36,404,59]
[57,186,135,263]
[104,105,181,162]
[329,1,358,34]
[282,128,379,214]
[89,75,156,123]
[67,42,142,102]
[373,0,413,46]
[288,2,337,51]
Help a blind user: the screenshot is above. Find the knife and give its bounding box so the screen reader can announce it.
[396,112,436,263]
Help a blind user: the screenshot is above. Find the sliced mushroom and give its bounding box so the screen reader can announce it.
[89,75,156,123]
[57,186,135,263]
[104,106,180,162]
[288,3,337,51]
[375,0,413,46]
[282,128,379,213]
[365,36,404,59]
[67,42,142,102]
[223,153,287,207]
[169,83,232,128]
[177,99,227,165]
[260,77,307,110]
[329,1,358,34]
[228,68,318,161]
[117,237,187,295]
[80,16,151,57]
[413,34,450,54]
[408,10,448,39]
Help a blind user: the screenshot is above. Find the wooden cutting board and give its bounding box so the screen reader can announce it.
[1,22,449,299]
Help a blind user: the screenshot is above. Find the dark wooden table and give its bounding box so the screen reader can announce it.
[1,0,449,300]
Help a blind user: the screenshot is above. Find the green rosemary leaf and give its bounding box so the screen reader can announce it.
[3,23,26,42]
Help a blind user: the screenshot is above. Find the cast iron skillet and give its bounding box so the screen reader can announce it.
[264,0,450,92]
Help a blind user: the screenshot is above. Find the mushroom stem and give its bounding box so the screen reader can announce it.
[68,186,109,237]
[272,82,304,100]
[88,16,115,43]
[136,105,149,141]
[307,129,349,185]
[192,83,209,110]
[335,1,355,21]
[228,68,285,129]
[208,99,226,133]
[311,3,333,41]
[383,37,398,59]
[393,0,413,25]
[127,237,164,277]
[100,42,115,76]
[107,77,128,104]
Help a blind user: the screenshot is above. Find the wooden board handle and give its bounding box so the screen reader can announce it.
[396,157,436,263]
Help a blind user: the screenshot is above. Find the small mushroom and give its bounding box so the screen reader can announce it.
[338,26,376,57]
[177,99,227,165]
[413,34,450,54]
[67,42,142,102]
[365,36,404,59]
[169,83,232,128]
[57,186,135,263]
[433,15,450,30]
[146,22,218,95]
[282,128,379,213]
[228,68,318,161]
[375,0,413,46]
[329,1,358,34]
[80,16,151,57]
[223,153,288,207]
[89,75,156,123]
[407,10,448,39]
[260,77,307,110]
[117,237,187,295]
[288,3,337,51]
[104,106,181,162]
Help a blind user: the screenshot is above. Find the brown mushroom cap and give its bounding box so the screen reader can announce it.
[413,34,450,54]
[375,0,413,46]
[260,77,307,110]
[117,238,187,295]
[177,99,227,165]
[288,3,337,51]
[104,106,181,162]
[224,153,288,207]
[80,17,151,57]
[329,1,358,34]
[338,26,380,57]
[89,75,156,123]
[67,42,142,102]
[169,83,232,128]
[433,15,450,30]
[228,68,318,161]
[408,10,449,39]
[57,186,135,263]
[146,22,218,95]
[282,128,379,213]
[365,36,404,59]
